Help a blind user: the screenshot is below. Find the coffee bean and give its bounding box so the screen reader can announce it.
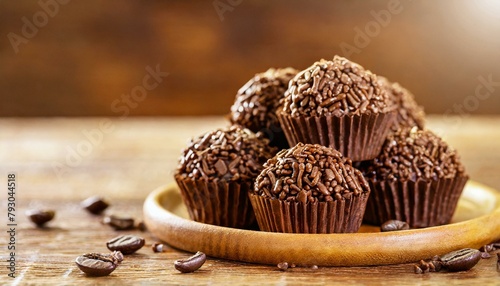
[26,209,55,227]
[81,196,109,215]
[103,215,135,230]
[277,262,289,271]
[106,235,145,255]
[174,251,206,273]
[75,251,123,276]
[152,243,165,253]
[438,248,481,272]
[380,220,409,232]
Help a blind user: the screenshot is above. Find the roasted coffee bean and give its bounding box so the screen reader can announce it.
[106,235,145,255]
[174,251,206,273]
[75,251,123,276]
[152,243,165,253]
[438,248,481,272]
[380,220,410,232]
[103,215,135,230]
[277,262,289,271]
[81,196,109,215]
[26,209,55,227]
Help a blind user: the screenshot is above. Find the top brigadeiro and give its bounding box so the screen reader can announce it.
[230,67,298,149]
[277,56,398,161]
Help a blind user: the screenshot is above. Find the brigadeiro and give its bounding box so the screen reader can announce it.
[174,125,277,229]
[360,127,468,228]
[378,76,426,130]
[277,56,397,161]
[249,143,371,233]
[230,67,298,149]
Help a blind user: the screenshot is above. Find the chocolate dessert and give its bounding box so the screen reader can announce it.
[175,125,277,229]
[278,56,397,161]
[230,67,298,149]
[250,143,371,233]
[361,127,468,228]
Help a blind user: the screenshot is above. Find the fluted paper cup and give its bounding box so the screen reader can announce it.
[175,175,256,229]
[277,111,397,161]
[249,192,370,233]
[363,175,468,228]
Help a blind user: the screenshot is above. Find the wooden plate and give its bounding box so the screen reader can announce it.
[143,181,500,266]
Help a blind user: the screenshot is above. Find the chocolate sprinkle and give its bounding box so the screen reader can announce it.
[176,125,277,181]
[363,127,466,181]
[277,262,289,271]
[253,143,370,202]
[230,67,298,132]
[497,253,500,272]
[379,76,425,130]
[282,56,395,117]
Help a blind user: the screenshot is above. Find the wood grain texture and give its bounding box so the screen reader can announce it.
[144,182,500,266]
[0,116,500,285]
[1,1,500,116]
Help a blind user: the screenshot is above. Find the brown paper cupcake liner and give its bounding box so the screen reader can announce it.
[277,111,397,161]
[363,175,468,228]
[249,192,370,233]
[175,175,256,229]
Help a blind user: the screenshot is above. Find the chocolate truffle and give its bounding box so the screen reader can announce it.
[361,127,468,228]
[230,67,298,149]
[277,56,397,161]
[175,125,277,229]
[249,143,371,233]
[379,76,425,130]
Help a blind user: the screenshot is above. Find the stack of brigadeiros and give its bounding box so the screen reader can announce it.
[174,55,468,234]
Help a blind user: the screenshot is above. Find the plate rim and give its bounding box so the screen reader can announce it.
[143,181,500,266]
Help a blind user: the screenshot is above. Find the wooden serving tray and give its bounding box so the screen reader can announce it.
[143,181,500,266]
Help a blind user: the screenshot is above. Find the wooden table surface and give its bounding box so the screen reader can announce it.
[1,115,499,285]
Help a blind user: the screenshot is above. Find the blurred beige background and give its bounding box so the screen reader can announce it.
[1,0,499,117]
